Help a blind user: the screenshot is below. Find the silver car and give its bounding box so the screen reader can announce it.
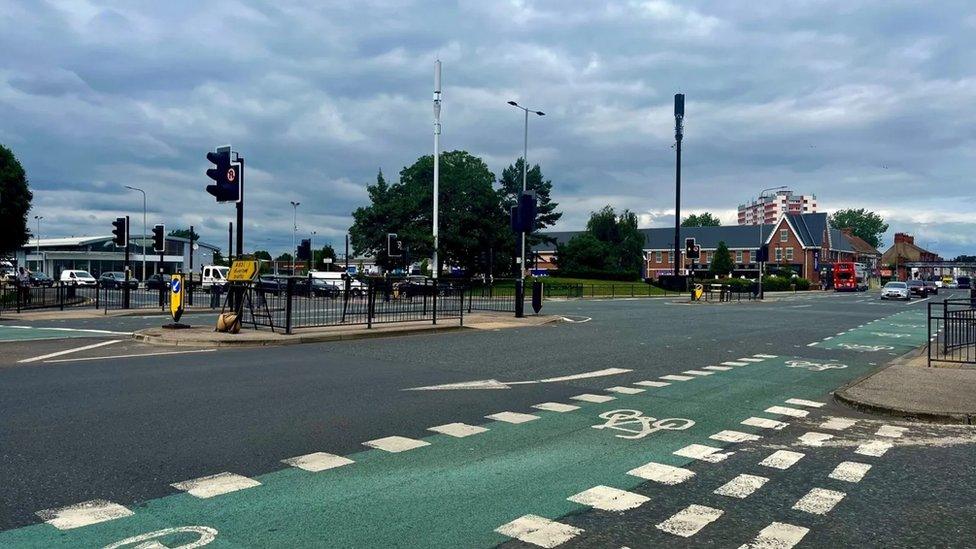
[881,281,910,300]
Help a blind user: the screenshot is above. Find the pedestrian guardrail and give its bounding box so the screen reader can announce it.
[928,298,976,367]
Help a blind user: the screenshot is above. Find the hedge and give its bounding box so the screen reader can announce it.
[692,275,811,291]
[551,269,642,282]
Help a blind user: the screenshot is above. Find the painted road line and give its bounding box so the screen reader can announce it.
[683,370,714,376]
[877,425,908,438]
[45,348,217,363]
[35,500,133,530]
[820,417,857,431]
[703,366,732,372]
[764,405,809,418]
[606,386,645,394]
[428,422,490,437]
[674,444,734,463]
[793,487,846,515]
[3,325,132,335]
[709,430,762,443]
[171,472,261,499]
[738,358,764,362]
[806,342,819,347]
[722,361,749,366]
[17,339,123,363]
[785,398,825,408]
[753,354,778,358]
[363,436,431,453]
[759,450,805,470]
[656,504,724,538]
[571,394,615,403]
[486,411,539,424]
[627,462,695,485]
[281,452,355,472]
[738,522,809,549]
[406,367,632,390]
[797,432,834,447]
[634,380,671,387]
[495,515,582,548]
[568,485,649,511]
[855,440,893,457]
[532,402,580,413]
[660,374,694,381]
[713,474,768,499]
[829,461,872,483]
[742,417,789,430]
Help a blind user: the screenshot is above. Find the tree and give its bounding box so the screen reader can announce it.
[556,206,643,276]
[275,252,293,262]
[212,250,225,266]
[497,159,562,248]
[829,209,888,249]
[314,244,337,270]
[0,144,33,255]
[168,228,199,241]
[681,212,722,227]
[710,241,734,276]
[953,255,976,263]
[253,250,272,261]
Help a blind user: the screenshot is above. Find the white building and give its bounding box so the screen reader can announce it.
[737,190,817,225]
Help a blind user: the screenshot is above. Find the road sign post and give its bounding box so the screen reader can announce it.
[167,273,186,326]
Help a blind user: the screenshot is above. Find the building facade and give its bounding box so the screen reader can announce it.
[880,233,941,280]
[737,190,817,226]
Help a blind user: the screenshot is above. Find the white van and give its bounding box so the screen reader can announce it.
[201,265,230,289]
[309,270,365,294]
[60,270,97,286]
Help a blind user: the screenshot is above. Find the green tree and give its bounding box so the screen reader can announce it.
[275,252,293,262]
[253,250,272,261]
[829,208,888,249]
[681,212,722,227]
[497,159,562,248]
[314,244,337,270]
[557,206,644,275]
[168,228,199,241]
[212,250,225,266]
[953,255,976,262]
[0,144,33,255]
[710,240,735,276]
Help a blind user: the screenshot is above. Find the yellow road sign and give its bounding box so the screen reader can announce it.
[692,283,704,301]
[170,274,185,322]
[227,260,259,282]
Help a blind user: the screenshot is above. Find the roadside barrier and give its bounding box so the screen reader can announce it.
[928,298,976,367]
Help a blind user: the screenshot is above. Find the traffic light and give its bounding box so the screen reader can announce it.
[205,148,242,203]
[297,239,311,261]
[111,217,128,247]
[387,233,403,258]
[510,191,538,233]
[152,224,165,253]
[685,237,700,260]
[757,245,769,263]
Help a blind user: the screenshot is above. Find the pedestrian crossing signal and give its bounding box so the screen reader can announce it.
[205,148,242,203]
[685,237,700,260]
[387,233,403,258]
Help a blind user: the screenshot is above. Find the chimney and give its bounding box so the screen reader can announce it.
[840,228,853,237]
[894,233,914,245]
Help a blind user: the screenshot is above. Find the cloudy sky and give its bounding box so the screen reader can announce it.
[2,0,975,257]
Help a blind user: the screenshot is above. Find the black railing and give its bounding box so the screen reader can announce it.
[541,282,677,299]
[0,279,220,314]
[465,279,519,312]
[928,298,976,366]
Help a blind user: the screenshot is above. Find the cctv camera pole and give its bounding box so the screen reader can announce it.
[432,59,441,281]
[673,93,684,280]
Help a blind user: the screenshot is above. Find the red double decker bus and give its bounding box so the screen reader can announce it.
[833,262,868,291]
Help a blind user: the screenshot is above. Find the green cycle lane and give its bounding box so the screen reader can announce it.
[1,314,928,548]
[812,309,928,355]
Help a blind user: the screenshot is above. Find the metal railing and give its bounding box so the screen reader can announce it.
[928,298,976,366]
[541,282,677,299]
[0,280,219,314]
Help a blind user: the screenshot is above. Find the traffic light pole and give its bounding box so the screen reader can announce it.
[189,225,194,306]
[236,156,244,260]
[123,218,131,309]
[673,94,684,279]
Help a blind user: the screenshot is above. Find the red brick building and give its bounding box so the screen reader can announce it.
[880,233,941,280]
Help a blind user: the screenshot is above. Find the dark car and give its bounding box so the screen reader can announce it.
[958,276,972,290]
[29,272,54,287]
[923,281,938,295]
[256,274,286,296]
[99,271,139,289]
[144,273,172,291]
[906,279,929,297]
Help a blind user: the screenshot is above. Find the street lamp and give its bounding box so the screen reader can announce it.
[290,201,300,274]
[311,230,317,271]
[33,215,43,271]
[507,100,545,282]
[124,185,147,281]
[757,185,787,299]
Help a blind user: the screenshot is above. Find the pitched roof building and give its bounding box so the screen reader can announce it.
[880,233,941,280]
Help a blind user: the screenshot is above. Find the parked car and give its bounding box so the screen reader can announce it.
[144,273,172,291]
[255,274,286,296]
[202,265,230,290]
[881,281,910,300]
[29,272,54,287]
[905,279,929,297]
[59,270,97,286]
[98,271,139,289]
[957,276,972,289]
[923,281,939,295]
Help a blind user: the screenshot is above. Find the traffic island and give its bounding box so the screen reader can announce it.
[133,312,561,347]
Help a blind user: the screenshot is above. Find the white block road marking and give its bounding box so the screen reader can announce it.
[495,514,582,548]
[877,425,908,438]
[281,452,354,472]
[683,370,714,376]
[855,440,893,457]
[793,488,846,515]
[674,444,734,463]
[765,406,809,418]
[710,430,762,443]
[722,361,749,366]
[806,342,819,347]
[627,462,695,485]
[486,411,539,424]
[606,386,645,394]
[171,472,261,499]
[634,380,670,387]
[656,504,723,538]
[759,450,805,470]
[742,417,789,430]
[738,522,809,549]
[822,336,833,340]
[532,402,580,413]
[568,485,649,511]
[18,339,123,363]
[363,436,431,453]
[428,422,489,437]
[703,366,732,371]
[820,417,857,431]
[36,500,133,530]
[785,398,825,408]
[797,432,834,447]
[829,461,872,483]
[660,374,694,381]
[714,474,768,499]
[753,354,778,358]
[571,393,616,403]
[738,358,764,362]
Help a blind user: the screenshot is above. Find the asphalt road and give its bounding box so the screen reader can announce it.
[0,290,973,547]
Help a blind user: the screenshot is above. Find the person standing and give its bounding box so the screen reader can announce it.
[17,267,31,304]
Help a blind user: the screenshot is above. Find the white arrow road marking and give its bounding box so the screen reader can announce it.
[18,339,123,363]
[405,367,632,390]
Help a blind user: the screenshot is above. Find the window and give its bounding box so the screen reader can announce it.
[780,229,788,242]
[701,251,708,263]
[655,251,662,263]
[786,247,794,261]
[736,250,743,263]
[775,247,783,261]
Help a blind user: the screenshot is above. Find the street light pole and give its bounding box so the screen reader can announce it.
[432,60,442,280]
[124,185,147,281]
[311,230,317,271]
[757,185,787,299]
[33,215,42,271]
[290,201,300,274]
[673,94,684,279]
[507,100,545,281]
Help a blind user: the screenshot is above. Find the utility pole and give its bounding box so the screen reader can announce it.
[673,93,684,279]
[432,59,441,280]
